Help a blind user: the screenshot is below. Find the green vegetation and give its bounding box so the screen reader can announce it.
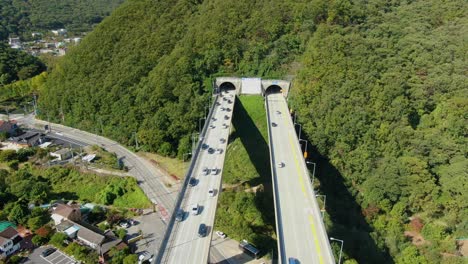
[139,152,188,179]
[291,1,467,263]
[0,42,45,86]
[34,0,467,263]
[216,96,276,255]
[0,0,124,40]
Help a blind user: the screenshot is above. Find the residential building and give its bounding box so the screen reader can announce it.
[51,204,82,225]
[8,132,42,147]
[50,148,72,161]
[0,227,22,258]
[0,120,18,137]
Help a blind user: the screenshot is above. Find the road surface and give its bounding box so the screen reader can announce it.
[16,114,178,216]
[266,92,335,264]
[162,90,235,263]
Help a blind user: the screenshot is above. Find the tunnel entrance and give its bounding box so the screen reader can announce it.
[219,82,236,92]
[265,85,282,95]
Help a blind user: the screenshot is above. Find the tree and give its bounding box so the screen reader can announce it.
[123,254,138,264]
[32,234,48,246]
[50,232,68,248]
[115,228,127,240]
[7,203,28,224]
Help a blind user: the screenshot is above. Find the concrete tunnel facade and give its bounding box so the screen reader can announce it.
[214,77,290,97]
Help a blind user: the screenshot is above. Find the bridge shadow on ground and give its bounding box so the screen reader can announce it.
[230,97,277,259]
[310,146,394,264]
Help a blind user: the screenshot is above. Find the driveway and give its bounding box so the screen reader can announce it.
[126,211,166,257]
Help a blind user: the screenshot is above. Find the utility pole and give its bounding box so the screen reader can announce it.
[33,94,38,115]
[134,132,139,149]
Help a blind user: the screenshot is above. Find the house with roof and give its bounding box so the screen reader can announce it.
[8,132,43,147]
[0,227,22,258]
[51,204,82,225]
[51,204,126,256]
[50,148,72,161]
[0,120,19,137]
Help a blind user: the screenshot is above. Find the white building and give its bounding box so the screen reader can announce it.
[0,227,22,258]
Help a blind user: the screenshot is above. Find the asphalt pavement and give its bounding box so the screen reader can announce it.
[163,90,236,264]
[266,93,335,264]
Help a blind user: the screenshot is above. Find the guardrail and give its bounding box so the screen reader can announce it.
[155,93,220,264]
[264,95,284,262]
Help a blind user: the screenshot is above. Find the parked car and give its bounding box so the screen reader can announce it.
[216,231,227,239]
[119,221,130,228]
[41,248,56,257]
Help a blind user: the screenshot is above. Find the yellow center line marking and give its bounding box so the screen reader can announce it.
[279,99,324,264]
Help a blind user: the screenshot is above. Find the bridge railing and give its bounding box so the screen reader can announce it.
[264,95,284,262]
[155,93,220,264]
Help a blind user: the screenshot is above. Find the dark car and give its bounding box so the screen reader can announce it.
[175,209,184,222]
[272,122,277,127]
[201,143,209,150]
[198,223,207,237]
[41,248,56,257]
[208,147,215,154]
[189,177,197,187]
[224,115,229,120]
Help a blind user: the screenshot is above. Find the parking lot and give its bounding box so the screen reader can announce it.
[25,247,76,264]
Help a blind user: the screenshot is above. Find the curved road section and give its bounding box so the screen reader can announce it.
[266,92,335,264]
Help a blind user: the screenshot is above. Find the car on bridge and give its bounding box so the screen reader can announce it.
[198,223,207,237]
[211,168,218,175]
[224,115,230,120]
[191,204,199,215]
[208,147,215,154]
[189,177,197,187]
[175,209,184,222]
[277,162,285,168]
[272,122,278,127]
[202,167,209,175]
[208,188,215,197]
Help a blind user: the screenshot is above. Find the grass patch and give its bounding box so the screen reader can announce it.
[215,95,276,256]
[32,166,151,208]
[139,152,188,178]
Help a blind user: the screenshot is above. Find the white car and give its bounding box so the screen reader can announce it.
[216,231,227,239]
[208,188,215,197]
[216,148,223,154]
[119,221,129,228]
[211,168,218,175]
[276,110,281,115]
[191,204,199,215]
[202,167,209,176]
[277,162,285,168]
[219,138,226,143]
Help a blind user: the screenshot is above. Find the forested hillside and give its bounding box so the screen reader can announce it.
[0,0,124,39]
[38,0,467,263]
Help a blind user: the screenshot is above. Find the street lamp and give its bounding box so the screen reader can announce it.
[294,123,302,139]
[306,161,316,187]
[199,117,206,133]
[315,194,326,219]
[299,139,308,156]
[191,132,200,152]
[330,237,344,264]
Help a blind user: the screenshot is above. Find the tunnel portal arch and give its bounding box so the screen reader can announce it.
[219,82,236,91]
[265,85,283,95]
